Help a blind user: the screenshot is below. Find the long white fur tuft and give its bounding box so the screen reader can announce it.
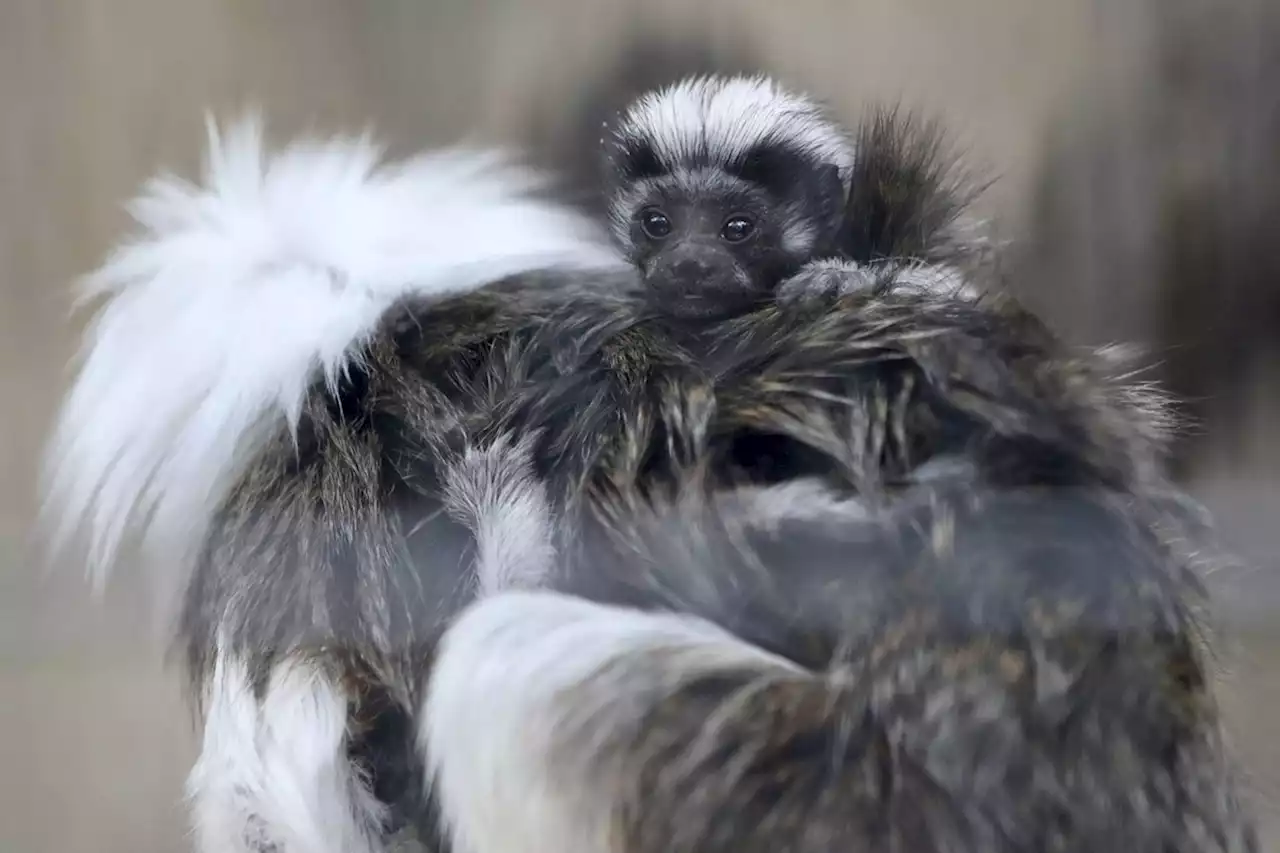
[39,114,624,592]
[187,647,386,853]
[611,74,854,182]
[421,589,801,853]
[439,432,558,596]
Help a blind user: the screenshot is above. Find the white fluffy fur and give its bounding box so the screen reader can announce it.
[440,432,557,595]
[187,648,385,853]
[39,115,624,594]
[186,650,266,853]
[421,589,801,853]
[726,478,870,528]
[613,75,854,184]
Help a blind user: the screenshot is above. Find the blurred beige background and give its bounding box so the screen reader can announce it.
[1,1,1275,851]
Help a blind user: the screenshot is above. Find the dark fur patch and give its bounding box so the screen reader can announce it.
[837,104,991,266]
[613,138,667,183]
[178,256,1255,849]
[168,38,1261,845]
[725,143,813,197]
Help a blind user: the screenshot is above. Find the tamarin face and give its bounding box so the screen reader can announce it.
[604,74,854,318]
[610,152,846,318]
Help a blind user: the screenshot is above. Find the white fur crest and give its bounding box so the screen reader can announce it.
[421,589,800,853]
[40,114,624,592]
[611,74,854,186]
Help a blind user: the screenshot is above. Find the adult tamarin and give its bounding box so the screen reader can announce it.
[38,61,1258,853]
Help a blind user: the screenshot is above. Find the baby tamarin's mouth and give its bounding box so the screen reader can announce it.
[656,290,763,320]
[641,277,767,321]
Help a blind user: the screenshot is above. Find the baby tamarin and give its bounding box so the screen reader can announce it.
[602,74,986,317]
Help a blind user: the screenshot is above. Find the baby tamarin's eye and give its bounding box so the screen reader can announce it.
[639,208,672,240]
[721,215,755,243]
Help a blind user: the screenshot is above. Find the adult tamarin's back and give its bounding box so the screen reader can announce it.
[36,126,1256,852]
[36,18,1269,853]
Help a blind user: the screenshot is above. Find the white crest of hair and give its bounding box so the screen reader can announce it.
[187,644,386,853]
[39,112,624,595]
[614,74,855,183]
[421,589,802,853]
[439,431,557,595]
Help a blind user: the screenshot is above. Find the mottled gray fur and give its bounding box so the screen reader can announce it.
[44,24,1268,853]
[187,266,1254,851]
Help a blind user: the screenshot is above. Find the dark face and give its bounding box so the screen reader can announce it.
[626,176,804,319]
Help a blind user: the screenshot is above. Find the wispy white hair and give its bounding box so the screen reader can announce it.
[422,589,802,853]
[39,113,625,600]
[610,74,855,186]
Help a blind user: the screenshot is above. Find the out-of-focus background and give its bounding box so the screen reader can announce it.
[1,1,1276,850]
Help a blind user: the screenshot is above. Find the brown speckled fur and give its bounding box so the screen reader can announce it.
[183,263,1255,850]
[144,42,1259,850]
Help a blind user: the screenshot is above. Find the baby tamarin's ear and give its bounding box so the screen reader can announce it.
[808,162,848,251]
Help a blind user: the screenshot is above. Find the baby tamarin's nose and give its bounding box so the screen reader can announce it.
[669,258,712,283]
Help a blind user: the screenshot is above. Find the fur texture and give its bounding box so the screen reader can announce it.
[839,105,994,268]
[187,648,387,853]
[41,62,1260,853]
[605,76,994,315]
[606,73,855,237]
[439,431,558,595]
[424,589,801,853]
[603,73,855,314]
[424,470,1257,853]
[40,115,624,597]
